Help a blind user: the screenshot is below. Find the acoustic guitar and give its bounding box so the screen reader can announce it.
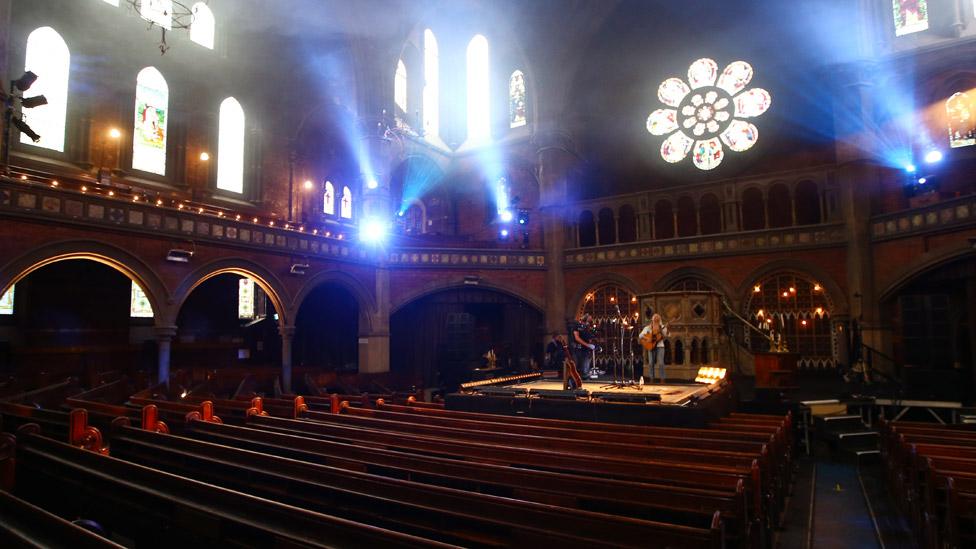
[639,328,665,351]
[560,340,584,390]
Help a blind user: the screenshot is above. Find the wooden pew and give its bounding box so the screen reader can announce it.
[0,490,125,548]
[14,430,458,548]
[182,419,751,547]
[945,476,976,549]
[109,424,725,548]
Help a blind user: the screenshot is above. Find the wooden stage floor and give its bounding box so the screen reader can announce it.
[505,380,711,405]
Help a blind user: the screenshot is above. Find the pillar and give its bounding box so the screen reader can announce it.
[536,130,577,339]
[154,325,177,386]
[279,325,295,393]
[359,265,391,374]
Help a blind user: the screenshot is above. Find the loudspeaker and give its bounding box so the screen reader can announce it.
[528,388,588,399]
[591,392,661,403]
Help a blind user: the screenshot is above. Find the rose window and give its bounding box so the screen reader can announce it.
[647,58,771,171]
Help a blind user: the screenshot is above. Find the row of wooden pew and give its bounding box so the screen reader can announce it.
[1,392,793,548]
[879,418,976,549]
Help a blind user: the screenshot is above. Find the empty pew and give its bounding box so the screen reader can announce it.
[14,430,458,548]
[0,489,124,548]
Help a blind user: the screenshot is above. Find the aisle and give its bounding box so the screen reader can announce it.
[810,462,880,549]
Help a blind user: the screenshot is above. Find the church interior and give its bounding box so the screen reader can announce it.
[1,0,976,547]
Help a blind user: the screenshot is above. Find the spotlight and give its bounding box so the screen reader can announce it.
[924,150,943,164]
[904,164,916,173]
[366,179,378,190]
[499,210,513,222]
[360,218,387,243]
[302,180,314,191]
[199,152,210,162]
[11,117,40,142]
[12,71,38,92]
[20,95,48,109]
[499,228,509,238]
[918,177,927,184]
[109,128,122,139]
[165,249,194,263]
[517,209,529,225]
[289,262,309,275]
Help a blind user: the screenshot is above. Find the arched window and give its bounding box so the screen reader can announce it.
[578,283,641,360]
[394,59,407,113]
[700,193,722,235]
[323,181,335,215]
[654,200,674,239]
[578,211,596,247]
[701,338,710,363]
[795,180,821,225]
[690,339,700,364]
[466,34,490,145]
[132,67,168,175]
[746,273,833,368]
[190,3,215,49]
[404,202,424,234]
[0,285,14,315]
[340,186,352,219]
[21,27,70,152]
[141,0,173,30]
[893,0,929,37]
[947,92,975,148]
[741,187,765,230]
[618,204,637,243]
[768,183,791,228]
[216,97,244,193]
[676,196,697,237]
[509,70,527,128]
[423,29,439,140]
[666,276,716,292]
[130,281,153,318]
[673,339,685,365]
[597,208,616,245]
[238,278,255,320]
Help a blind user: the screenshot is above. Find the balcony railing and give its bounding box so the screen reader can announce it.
[870,193,976,241]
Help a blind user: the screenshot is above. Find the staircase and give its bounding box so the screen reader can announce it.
[815,414,880,463]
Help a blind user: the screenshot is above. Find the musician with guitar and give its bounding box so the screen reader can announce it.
[638,313,668,382]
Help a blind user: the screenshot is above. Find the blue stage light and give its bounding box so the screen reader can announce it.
[499,210,513,222]
[917,177,927,184]
[904,164,916,173]
[500,228,509,238]
[924,150,943,164]
[360,218,387,244]
[366,178,378,189]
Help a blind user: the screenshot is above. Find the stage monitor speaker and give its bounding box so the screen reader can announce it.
[476,387,526,397]
[591,392,661,403]
[528,388,588,399]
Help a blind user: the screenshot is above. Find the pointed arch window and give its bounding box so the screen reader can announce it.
[423,29,439,140]
[21,27,70,152]
[395,59,408,113]
[323,181,335,214]
[0,285,14,315]
[238,278,255,320]
[132,66,168,175]
[141,0,173,30]
[217,97,245,193]
[893,0,928,36]
[466,34,490,144]
[190,3,215,49]
[130,281,153,318]
[509,70,527,128]
[340,186,352,219]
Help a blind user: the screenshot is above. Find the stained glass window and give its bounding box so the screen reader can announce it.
[238,278,255,320]
[323,181,335,214]
[947,92,975,148]
[132,67,168,175]
[217,97,245,193]
[130,281,153,318]
[466,34,490,144]
[395,59,407,113]
[423,29,439,139]
[509,70,526,128]
[745,274,834,369]
[647,58,769,170]
[893,0,929,36]
[21,27,70,152]
[190,3,215,50]
[0,285,14,315]
[141,0,173,30]
[340,186,352,219]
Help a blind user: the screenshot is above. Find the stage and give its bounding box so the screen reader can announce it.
[447,375,735,427]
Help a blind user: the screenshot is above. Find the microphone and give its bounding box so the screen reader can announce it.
[614,304,621,315]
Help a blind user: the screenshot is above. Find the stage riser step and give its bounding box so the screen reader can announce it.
[815,416,867,433]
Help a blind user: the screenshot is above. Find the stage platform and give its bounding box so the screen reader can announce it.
[447,376,734,427]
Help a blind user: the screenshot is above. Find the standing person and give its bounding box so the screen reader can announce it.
[570,313,597,380]
[638,313,668,382]
[545,334,566,371]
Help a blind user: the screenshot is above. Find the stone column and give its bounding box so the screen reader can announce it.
[153,325,177,386]
[279,325,295,393]
[359,265,390,374]
[536,130,577,339]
